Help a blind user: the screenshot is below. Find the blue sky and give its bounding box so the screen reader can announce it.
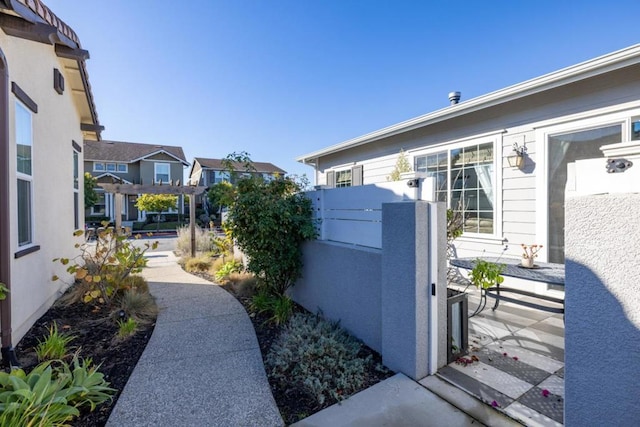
[46,0,640,181]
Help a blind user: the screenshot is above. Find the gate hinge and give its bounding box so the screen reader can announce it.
[431,283,436,296]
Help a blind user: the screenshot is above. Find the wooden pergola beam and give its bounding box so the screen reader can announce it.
[97,183,207,257]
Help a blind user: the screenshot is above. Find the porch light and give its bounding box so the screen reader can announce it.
[507,142,527,169]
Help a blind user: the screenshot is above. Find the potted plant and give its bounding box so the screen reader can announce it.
[520,244,543,268]
[469,259,505,290]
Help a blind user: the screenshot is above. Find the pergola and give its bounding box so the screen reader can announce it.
[98,182,207,257]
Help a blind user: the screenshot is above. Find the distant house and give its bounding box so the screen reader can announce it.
[187,157,286,217]
[297,44,640,264]
[188,157,286,187]
[0,0,103,360]
[84,140,189,224]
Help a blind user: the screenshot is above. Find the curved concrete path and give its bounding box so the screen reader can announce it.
[106,251,283,426]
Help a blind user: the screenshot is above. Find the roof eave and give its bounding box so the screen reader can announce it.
[297,43,640,163]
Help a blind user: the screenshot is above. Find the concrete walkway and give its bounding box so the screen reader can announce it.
[107,248,516,426]
[106,251,283,426]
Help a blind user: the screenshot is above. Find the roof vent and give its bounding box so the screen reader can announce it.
[448,91,461,105]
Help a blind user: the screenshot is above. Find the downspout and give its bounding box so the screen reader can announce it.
[0,48,17,367]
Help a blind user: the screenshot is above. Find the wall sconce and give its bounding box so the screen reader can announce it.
[507,142,527,169]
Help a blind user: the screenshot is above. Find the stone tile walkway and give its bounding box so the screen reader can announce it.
[438,287,564,426]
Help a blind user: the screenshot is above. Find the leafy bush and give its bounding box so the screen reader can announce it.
[214,260,244,282]
[0,356,114,426]
[469,259,505,289]
[35,323,75,362]
[140,221,185,231]
[176,225,215,254]
[266,313,371,405]
[53,228,157,307]
[227,167,316,296]
[250,291,293,325]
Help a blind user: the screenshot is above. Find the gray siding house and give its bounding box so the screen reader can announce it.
[84,140,189,223]
[297,44,640,264]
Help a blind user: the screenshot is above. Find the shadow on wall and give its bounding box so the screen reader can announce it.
[564,259,640,425]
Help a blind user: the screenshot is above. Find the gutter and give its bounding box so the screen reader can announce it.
[297,43,640,163]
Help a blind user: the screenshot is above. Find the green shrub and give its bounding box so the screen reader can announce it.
[141,221,185,231]
[0,356,115,425]
[266,313,371,405]
[250,291,294,325]
[214,260,244,282]
[469,259,505,289]
[185,255,213,273]
[35,323,75,362]
[53,228,157,307]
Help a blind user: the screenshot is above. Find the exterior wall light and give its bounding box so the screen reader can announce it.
[507,142,527,169]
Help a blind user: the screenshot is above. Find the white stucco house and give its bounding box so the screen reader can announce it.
[0,0,102,364]
[297,44,640,264]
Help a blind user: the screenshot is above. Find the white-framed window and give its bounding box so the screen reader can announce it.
[106,163,116,172]
[91,190,106,215]
[213,170,230,184]
[16,100,33,246]
[335,169,352,187]
[93,162,105,172]
[73,149,80,229]
[154,162,170,183]
[415,141,496,235]
[117,163,128,173]
[632,116,640,140]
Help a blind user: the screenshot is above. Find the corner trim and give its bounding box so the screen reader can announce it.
[11,82,37,113]
[14,245,40,259]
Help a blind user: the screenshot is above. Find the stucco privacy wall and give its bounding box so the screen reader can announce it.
[2,31,85,342]
[564,193,640,425]
[291,201,447,379]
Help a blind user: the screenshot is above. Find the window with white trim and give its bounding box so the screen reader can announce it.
[213,171,230,184]
[632,116,640,140]
[93,162,105,172]
[154,163,170,183]
[415,141,495,234]
[106,163,116,172]
[335,170,352,187]
[16,101,33,246]
[117,163,128,172]
[91,191,106,215]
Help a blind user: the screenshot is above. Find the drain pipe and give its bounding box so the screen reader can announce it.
[0,49,17,368]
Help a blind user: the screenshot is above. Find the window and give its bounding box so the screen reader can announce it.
[91,191,106,215]
[106,163,116,172]
[213,171,230,184]
[155,163,170,183]
[117,163,128,172]
[632,117,640,140]
[73,149,80,229]
[335,170,352,187]
[16,101,33,246]
[415,141,495,234]
[94,162,105,171]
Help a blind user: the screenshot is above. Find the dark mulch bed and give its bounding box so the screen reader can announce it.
[217,280,394,425]
[11,300,155,427]
[8,272,392,426]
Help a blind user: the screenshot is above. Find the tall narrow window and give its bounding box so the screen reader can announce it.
[16,101,33,246]
[415,150,447,202]
[73,149,80,229]
[154,163,170,183]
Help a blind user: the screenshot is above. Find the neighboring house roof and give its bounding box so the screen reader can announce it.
[84,140,189,166]
[193,157,287,174]
[297,44,640,163]
[0,0,103,139]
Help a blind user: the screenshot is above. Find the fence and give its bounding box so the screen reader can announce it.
[307,176,435,248]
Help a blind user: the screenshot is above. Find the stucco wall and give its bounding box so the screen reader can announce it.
[2,31,86,342]
[564,193,640,425]
[291,240,383,352]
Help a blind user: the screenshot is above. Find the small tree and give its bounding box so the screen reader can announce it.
[135,194,178,231]
[84,172,99,210]
[227,164,316,296]
[387,149,412,181]
[207,181,235,217]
